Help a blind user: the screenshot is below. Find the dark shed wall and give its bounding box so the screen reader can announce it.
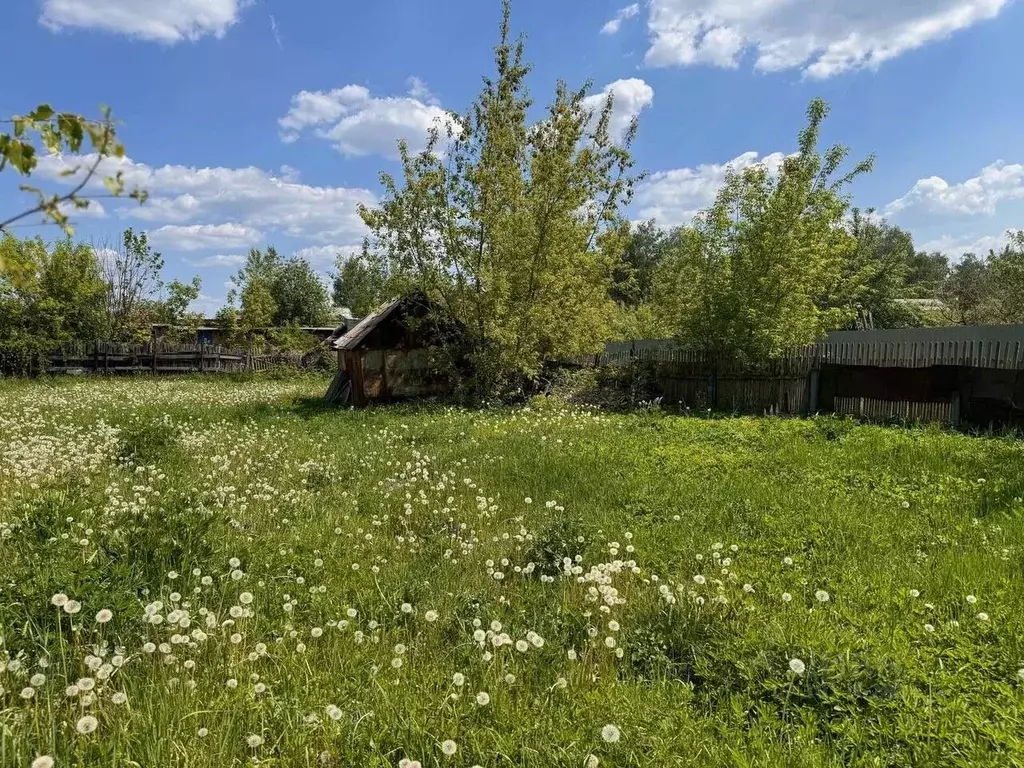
[818,363,1024,427]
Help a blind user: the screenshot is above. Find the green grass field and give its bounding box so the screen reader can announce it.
[1,375,1023,767]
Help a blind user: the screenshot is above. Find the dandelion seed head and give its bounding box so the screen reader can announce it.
[601,724,621,743]
[76,714,99,735]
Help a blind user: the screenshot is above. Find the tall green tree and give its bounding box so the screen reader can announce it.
[986,231,1024,324]
[159,277,203,326]
[0,235,108,349]
[905,250,949,298]
[839,210,926,329]
[271,257,332,326]
[229,247,281,331]
[610,219,667,308]
[655,99,873,359]
[332,254,385,316]
[360,0,639,394]
[103,227,165,341]
[228,246,332,329]
[940,254,991,325]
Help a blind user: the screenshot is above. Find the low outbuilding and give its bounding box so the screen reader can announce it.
[325,293,463,406]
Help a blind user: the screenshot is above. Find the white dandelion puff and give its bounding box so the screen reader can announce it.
[601,724,621,743]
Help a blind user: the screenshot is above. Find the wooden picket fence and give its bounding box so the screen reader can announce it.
[0,341,304,377]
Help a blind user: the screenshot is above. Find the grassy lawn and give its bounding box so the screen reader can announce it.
[1,375,1023,767]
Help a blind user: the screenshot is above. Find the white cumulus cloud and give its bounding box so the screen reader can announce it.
[278,81,455,159]
[293,244,362,269]
[644,0,1008,78]
[919,232,1011,257]
[35,154,377,246]
[886,160,1024,217]
[635,150,787,227]
[149,223,262,252]
[40,0,250,42]
[601,3,640,35]
[186,253,249,268]
[582,78,655,141]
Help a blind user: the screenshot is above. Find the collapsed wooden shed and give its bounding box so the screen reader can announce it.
[324,293,462,406]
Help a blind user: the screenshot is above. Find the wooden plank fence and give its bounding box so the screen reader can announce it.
[566,336,1024,424]
[833,397,952,423]
[0,341,304,377]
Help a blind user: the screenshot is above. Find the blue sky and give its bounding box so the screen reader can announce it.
[3,0,1022,313]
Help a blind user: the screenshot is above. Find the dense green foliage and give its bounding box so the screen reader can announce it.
[226,246,333,331]
[618,203,1021,346]
[360,1,638,394]
[0,236,110,349]
[1,377,1023,767]
[654,99,874,358]
[0,232,203,356]
[332,253,386,316]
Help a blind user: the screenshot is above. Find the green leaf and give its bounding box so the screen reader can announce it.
[40,124,61,154]
[103,172,125,196]
[29,104,54,122]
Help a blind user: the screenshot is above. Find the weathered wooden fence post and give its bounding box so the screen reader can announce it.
[808,368,820,414]
[199,345,205,373]
[950,391,961,427]
[93,341,100,375]
[152,343,158,374]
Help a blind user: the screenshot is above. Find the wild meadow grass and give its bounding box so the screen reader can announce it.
[1,374,1023,767]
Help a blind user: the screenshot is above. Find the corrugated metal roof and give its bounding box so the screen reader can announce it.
[332,297,404,351]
